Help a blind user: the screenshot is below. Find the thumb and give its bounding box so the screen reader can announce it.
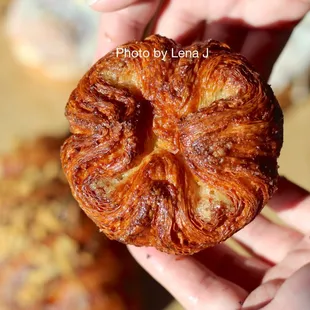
[263,263,310,310]
[128,246,247,310]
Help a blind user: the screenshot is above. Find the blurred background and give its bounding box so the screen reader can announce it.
[0,1,309,309]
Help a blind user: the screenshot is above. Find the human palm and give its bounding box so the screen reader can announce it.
[89,1,310,308]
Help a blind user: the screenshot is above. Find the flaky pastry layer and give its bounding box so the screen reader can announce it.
[61,35,283,255]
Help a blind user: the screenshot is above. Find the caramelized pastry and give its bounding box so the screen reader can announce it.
[61,34,283,255]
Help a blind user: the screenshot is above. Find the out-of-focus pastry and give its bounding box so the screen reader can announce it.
[0,136,140,310]
[5,0,99,81]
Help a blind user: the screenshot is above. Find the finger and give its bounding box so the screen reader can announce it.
[204,21,248,53]
[263,235,310,282]
[153,0,205,44]
[203,20,294,80]
[89,0,142,12]
[242,279,284,309]
[228,0,310,79]
[128,246,248,310]
[268,177,310,234]
[234,0,310,27]
[233,215,303,263]
[263,263,310,310]
[95,0,159,58]
[195,244,269,291]
[240,24,296,80]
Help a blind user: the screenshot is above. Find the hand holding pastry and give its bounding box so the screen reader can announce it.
[63,1,310,309]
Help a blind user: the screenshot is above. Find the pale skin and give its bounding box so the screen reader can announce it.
[88,1,310,309]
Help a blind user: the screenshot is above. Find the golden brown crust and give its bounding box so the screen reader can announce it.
[61,34,283,255]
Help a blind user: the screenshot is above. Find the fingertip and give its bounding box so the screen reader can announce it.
[127,245,175,273]
[95,1,158,58]
[242,279,284,309]
[94,28,116,60]
[287,262,310,289]
[127,246,247,310]
[265,263,310,309]
[127,245,154,262]
[127,244,157,258]
[95,13,133,59]
[88,0,140,12]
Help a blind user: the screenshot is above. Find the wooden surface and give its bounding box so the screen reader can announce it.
[1,9,310,310]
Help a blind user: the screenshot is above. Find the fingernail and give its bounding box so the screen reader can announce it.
[87,0,97,5]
